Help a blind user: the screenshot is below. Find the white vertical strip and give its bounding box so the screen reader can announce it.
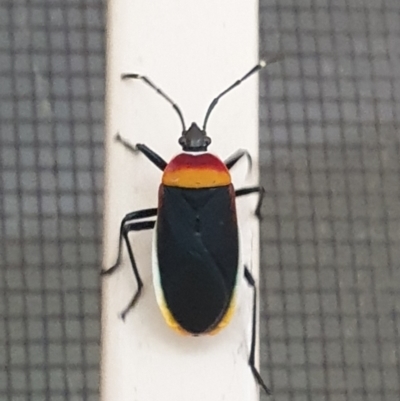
[102,2,262,401]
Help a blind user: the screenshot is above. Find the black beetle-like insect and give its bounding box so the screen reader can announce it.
[102,57,280,395]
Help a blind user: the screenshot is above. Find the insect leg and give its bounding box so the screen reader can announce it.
[115,134,167,171]
[119,219,156,320]
[224,149,252,171]
[244,266,271,396]
[235,186,265,218]
[101,208,157,276]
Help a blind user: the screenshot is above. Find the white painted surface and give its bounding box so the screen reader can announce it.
[101,1,262,400]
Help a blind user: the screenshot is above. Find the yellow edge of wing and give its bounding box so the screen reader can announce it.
[158,293,237,336]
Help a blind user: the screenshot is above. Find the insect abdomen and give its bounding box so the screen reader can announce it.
[155,185,239,334]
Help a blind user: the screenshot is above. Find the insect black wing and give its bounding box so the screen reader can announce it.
[156,184,239,334]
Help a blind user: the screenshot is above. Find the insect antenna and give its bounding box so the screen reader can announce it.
[202,54,283,131]
[122,73,186,132]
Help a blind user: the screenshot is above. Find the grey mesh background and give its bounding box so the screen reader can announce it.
[1,1,399,401]
[0,1,103,400]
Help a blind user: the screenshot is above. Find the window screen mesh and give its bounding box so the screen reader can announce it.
[259,1,400,400]
[1,0,399,400]
[0,1,104,400]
